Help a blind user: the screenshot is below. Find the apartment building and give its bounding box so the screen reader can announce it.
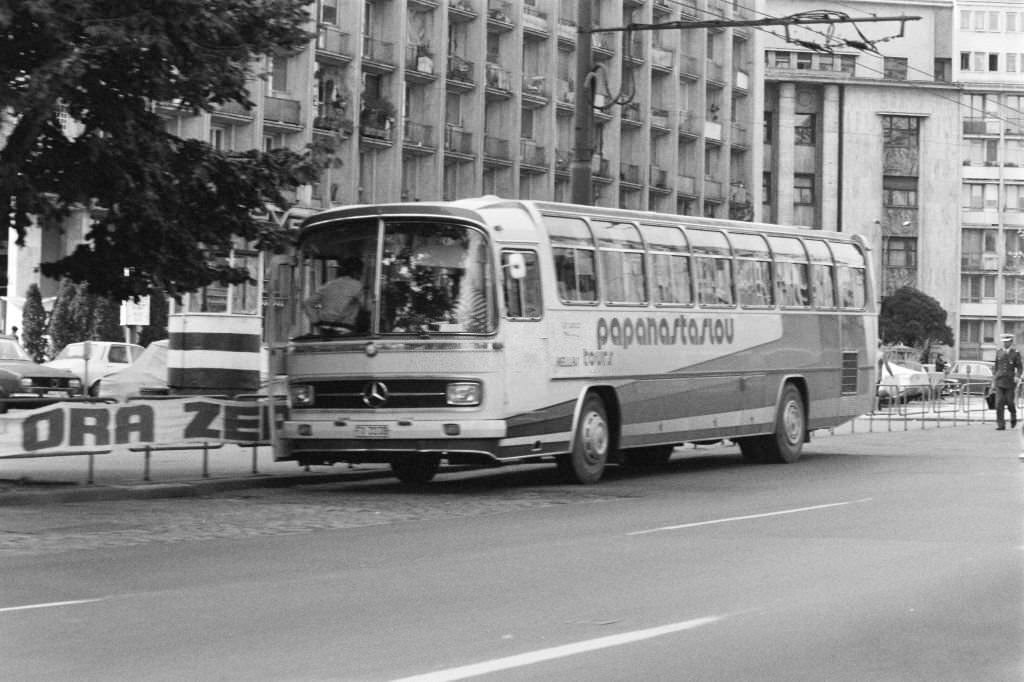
[954,0,1024,360]
[761,0,961,323]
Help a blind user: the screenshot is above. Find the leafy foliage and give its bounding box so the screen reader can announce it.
[47,278,79,353]
[1,0,331,300]
[879,286,954,349]
[21,283,49,362]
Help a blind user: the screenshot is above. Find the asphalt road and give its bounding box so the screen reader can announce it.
[2,426,1022,681]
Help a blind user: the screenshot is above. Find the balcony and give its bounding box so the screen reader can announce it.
[405,46,437,85]
[555,78,575,113]
[705,119,723,142]
[734,70,750,91]
[621,102,643,128]
[557,19,576,46]
[487,1,513,31]
[520,139,548,171]
[650,165,669,190]
[362,36,396,72]
[522,75,549,108]
[679,0,698,19]
[679,54,700,79]
[313,112,353,138]
[555,148,572,174]
[592,156,612,181]
[403,119,436,154]
[623,38,645,67]
[212,100,254,122]
[483,135,512,165]
[444,125,474,157]
[409,0,439,9]
[522,5,549,39]
[316,26,352,65]
[448,0,477,22]
[592,31,616,61]
[677,174,697,196]
[704,178,724,202]
[446,55,475,91]
[678,109,699,137]
[731,122,749,148]
[651,46,674,72]
[706,60,725,84]
[485,62,513,98]
[620,162,641,185]
[1007,118,1024,136]
[264,96,301,126]
[650,107,670,133]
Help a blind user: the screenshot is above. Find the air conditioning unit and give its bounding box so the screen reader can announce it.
[982,253,999,271]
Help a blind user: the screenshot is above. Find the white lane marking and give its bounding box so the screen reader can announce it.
[628,498,874,536]
[391,615,726,682]
[0,598,104,613]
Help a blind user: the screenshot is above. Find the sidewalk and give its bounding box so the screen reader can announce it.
[0,398,1017,506]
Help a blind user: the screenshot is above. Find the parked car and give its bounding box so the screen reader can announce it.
[45,341,144,395]
[0,335,83,412]
[94,340,169,402]
[945,360,994,395]
[877,359,932,404]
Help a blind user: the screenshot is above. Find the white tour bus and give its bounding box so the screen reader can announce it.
[274,197,877,484]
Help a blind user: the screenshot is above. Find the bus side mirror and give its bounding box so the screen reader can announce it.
[505,253,526,280]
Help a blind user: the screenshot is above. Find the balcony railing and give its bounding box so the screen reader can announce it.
[731,122,749,147]
[557,18,576,43]
[651,45,674,70]
[316,26,351,60]
[522,75,547,98]
[592,156,611,178]
[447,55,475,83]
[520,140,547,167]
[362,36,396,66]
[484,135,511,160]
[264,96,301,125]
[650,165,668,188]
[679,109,699,135]
[403,119,435,147]
[678,174,696,195]
[620,162,641,184]
[522,5,549,35]
[555,148,572,172]
[705,178,724,200]
[485,62,512,91]
[444,125,473,154]
[406,44,436,74]
[651,108,670,129]
[963,118,1000,135]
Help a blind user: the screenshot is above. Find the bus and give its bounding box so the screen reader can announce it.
[274,197,877,484]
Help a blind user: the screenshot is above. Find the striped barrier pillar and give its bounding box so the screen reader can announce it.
[167,313,262,397]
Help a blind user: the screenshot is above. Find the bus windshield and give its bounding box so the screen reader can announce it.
[298,218,496,338]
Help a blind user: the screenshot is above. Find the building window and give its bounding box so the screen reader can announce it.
[960,52,971,70]
[934,58,951,81]
[965,138,999,166]
[960,10,971,30]
[974,12,985,31]
[882,116,919,149]
[1005,276,1024,304]
[961,274,996,302]
[269,54,289,93]
[883,181,917,208]
[762,172,771,204]
[1010,54,1018,72]
[321,0,339,24]
[1006,184,1024,211]
[963,183,999,210]
[794,174,814,204]
[989,11,1000,31]
[763,111,772,143]
[1007,140,1024,167]
[960,319,995,347]
[771,51,791,69]
[1009,12,1018,32]
[796,53,812,70]
[883,57,908,80]
[885,237,917,268]
[973,52,986,71]
[961,227,998,269]
[209,126,225,151]
[989,53,1000,71]
[840,55,856,73]
[794,113,815,145]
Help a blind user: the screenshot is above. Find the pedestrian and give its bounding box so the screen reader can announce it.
[934,354,946,373]
[991,332,1022,430]
[303,256,367,331]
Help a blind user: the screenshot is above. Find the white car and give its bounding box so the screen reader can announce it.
[94,340,169,402]
[45,341,145,395]
[877,360,932,404]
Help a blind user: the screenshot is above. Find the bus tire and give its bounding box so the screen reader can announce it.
[622,445,673,467]
[557,394,610,484]
[762,384,805,463]
[391,456,440,484]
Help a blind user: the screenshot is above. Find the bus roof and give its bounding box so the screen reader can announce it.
[298,196,868,249]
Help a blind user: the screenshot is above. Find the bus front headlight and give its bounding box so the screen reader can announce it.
[446,382,481,406]
[290,384,315,407]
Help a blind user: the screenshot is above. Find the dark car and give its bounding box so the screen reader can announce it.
[945,360,994,395]
[0,335,84,412]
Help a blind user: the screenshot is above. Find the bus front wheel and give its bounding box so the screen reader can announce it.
[557,395,610,484]
[391,456,440,484]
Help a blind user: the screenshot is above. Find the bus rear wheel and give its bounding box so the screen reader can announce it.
[557,395,610,484]
[390,456,440,484]
[762,384,805,463]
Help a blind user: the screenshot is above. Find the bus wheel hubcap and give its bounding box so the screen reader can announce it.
[782,401,802,444]
[581,412,608,465]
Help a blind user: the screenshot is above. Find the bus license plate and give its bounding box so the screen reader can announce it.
[355,424,390,438]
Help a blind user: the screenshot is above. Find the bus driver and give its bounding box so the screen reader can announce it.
[304,256,366,330]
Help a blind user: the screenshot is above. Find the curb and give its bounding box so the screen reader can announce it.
[0,469,394,506]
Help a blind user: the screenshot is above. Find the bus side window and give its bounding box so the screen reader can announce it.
[503,250,542,319]
[554,246,597,303]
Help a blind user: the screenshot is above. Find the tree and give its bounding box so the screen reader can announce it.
[47,277,79,353]
[138,289,169,347]
[879,286,954,352]
[90,295,123,342]
[21,283,48,362]
[1,0,332,301]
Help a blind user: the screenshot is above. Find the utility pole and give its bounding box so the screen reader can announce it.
[570,11,919,206]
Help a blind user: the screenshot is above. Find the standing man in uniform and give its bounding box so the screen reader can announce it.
[992,332,1022,430]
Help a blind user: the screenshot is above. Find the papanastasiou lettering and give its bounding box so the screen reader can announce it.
[596,315,735,350]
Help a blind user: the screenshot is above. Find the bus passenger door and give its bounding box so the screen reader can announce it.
[500,250,550,423]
